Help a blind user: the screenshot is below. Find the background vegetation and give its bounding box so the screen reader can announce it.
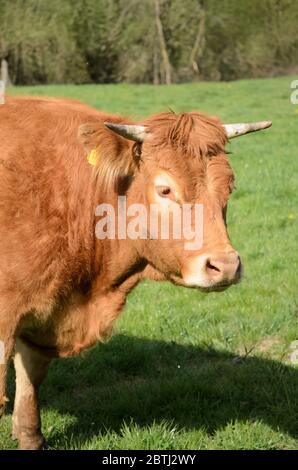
[1,0,298,85]
[0,75,297,449]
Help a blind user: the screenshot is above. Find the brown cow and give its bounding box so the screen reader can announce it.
[0,97,271,449]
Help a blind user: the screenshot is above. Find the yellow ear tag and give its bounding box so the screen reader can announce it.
[87,149,100,166]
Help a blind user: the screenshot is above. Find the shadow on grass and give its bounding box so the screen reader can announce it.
[6,334,298,447]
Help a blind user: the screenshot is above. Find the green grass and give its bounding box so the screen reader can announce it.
[1,76,298,450]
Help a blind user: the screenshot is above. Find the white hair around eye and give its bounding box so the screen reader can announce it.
[153,171,182,207]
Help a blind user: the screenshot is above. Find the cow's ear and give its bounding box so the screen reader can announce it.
[79,122,100,150]
[79,121,140,190]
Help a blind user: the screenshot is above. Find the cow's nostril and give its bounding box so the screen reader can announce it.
[206,259,221,273]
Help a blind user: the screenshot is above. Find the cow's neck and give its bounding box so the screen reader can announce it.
[91,177,147,296]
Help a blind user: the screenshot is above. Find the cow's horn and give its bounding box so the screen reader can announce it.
[223,121,272,139]
[105,122,148,142]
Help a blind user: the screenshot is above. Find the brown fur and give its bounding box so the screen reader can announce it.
[0,97,239,448]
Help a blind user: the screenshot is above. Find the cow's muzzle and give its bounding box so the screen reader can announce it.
[182,251,242,290]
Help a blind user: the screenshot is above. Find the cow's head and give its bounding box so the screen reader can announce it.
[81,112,271,292]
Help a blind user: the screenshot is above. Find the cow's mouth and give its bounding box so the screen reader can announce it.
[199,283,232,293]
[169,273,242,292]
[199,276,242,293]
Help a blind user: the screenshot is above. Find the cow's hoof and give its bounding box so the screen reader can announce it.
[18,432,47,450]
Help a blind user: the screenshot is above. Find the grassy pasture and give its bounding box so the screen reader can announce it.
[0,76,297,449]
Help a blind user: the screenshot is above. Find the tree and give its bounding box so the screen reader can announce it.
[154,0,172,84]
[0,0,297,85]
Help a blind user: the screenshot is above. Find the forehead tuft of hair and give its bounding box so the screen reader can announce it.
[142,111,227,157]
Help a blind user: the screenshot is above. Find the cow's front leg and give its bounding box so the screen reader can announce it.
[0,313,19,417]
[13,338,50,450]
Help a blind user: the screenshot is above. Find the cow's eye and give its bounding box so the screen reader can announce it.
[156,185,172,198]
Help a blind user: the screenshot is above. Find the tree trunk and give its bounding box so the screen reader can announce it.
[153,37,160,85]
[154,0,171,85]
[189,8,206,75]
